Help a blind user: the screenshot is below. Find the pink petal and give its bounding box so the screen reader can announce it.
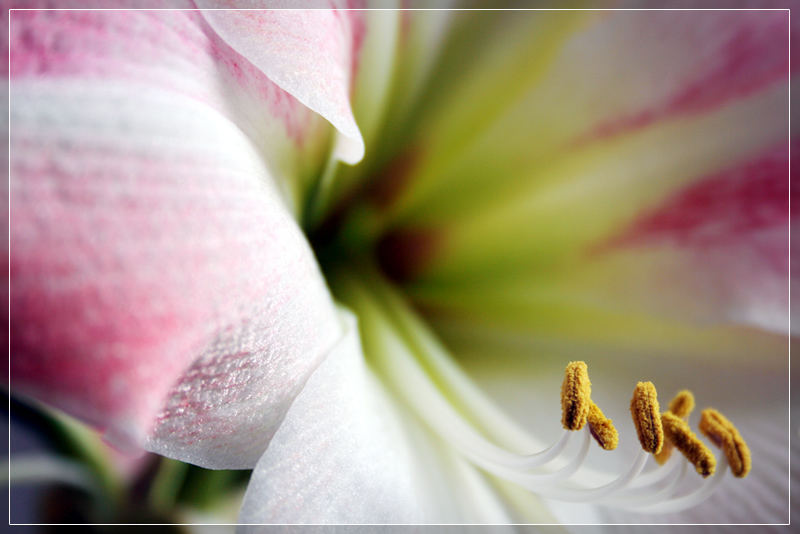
[600,141,792,333]
[197,2,366,163]
[8,8,335,208]
[570,11,792,145]
[9,8,307,136]
[9,10,342,468]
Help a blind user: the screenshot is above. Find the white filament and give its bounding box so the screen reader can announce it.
[371,303,730,513]
[603,456,688,505]
[342,270,733,516]
[624,455,729,513]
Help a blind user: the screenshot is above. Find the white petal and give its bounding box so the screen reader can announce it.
[239,309,514,524]
[198,3,365,164]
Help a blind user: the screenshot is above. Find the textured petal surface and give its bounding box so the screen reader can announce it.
[240,309,515,524]
[198,1,366,164]
[9,10,342,467]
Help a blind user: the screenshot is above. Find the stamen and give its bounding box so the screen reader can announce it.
[336,267,746,517]
[630,381,664,454]
[561,361,591,431]
[587,401,619,450]
[668,390,695,418]
[661,412,716,477]
[699,408,751,478]
[655,389,696,465]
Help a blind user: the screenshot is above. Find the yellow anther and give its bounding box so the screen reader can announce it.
[561,361,591,431]
[661,412,716,477]
[587,401,619,450]
[655,389,696,465]
[630,381,664,454]
[668,390,695,419]
[654,439,674,465]
[699,408,751,478]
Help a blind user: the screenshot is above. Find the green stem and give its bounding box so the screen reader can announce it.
[178,467,248,510]
[9,397,124,519]
[147,458,189,513]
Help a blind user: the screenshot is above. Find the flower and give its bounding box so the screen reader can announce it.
[6,3,794,526]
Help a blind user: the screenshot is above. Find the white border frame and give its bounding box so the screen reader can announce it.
[5,5,793,528]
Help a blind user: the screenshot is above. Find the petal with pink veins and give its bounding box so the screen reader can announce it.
[599,142,793,334]
[8,7,334,212]
[368,10,791,233]
[376,11,792,350]
[407,142,791,363]
[8,9,344,468]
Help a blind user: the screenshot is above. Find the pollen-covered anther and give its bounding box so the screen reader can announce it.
[668,390,695,419]
[587,401,619,450]
[699,408,751,478]
[654,440,674,465]
[561,361,591,431]
[630,381,664,454]
[661,412,716,477]
[655,389,696,465]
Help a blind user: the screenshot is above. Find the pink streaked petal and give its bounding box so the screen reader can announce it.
[377,10,792,228]
[606,142,793,255]
[598,141,792,333]
[10,9,303,139]
[198,2,366,163]
[569,10,791,145]
[8,8,332,209]
[406,135,791,361]
[9,79,341,468]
